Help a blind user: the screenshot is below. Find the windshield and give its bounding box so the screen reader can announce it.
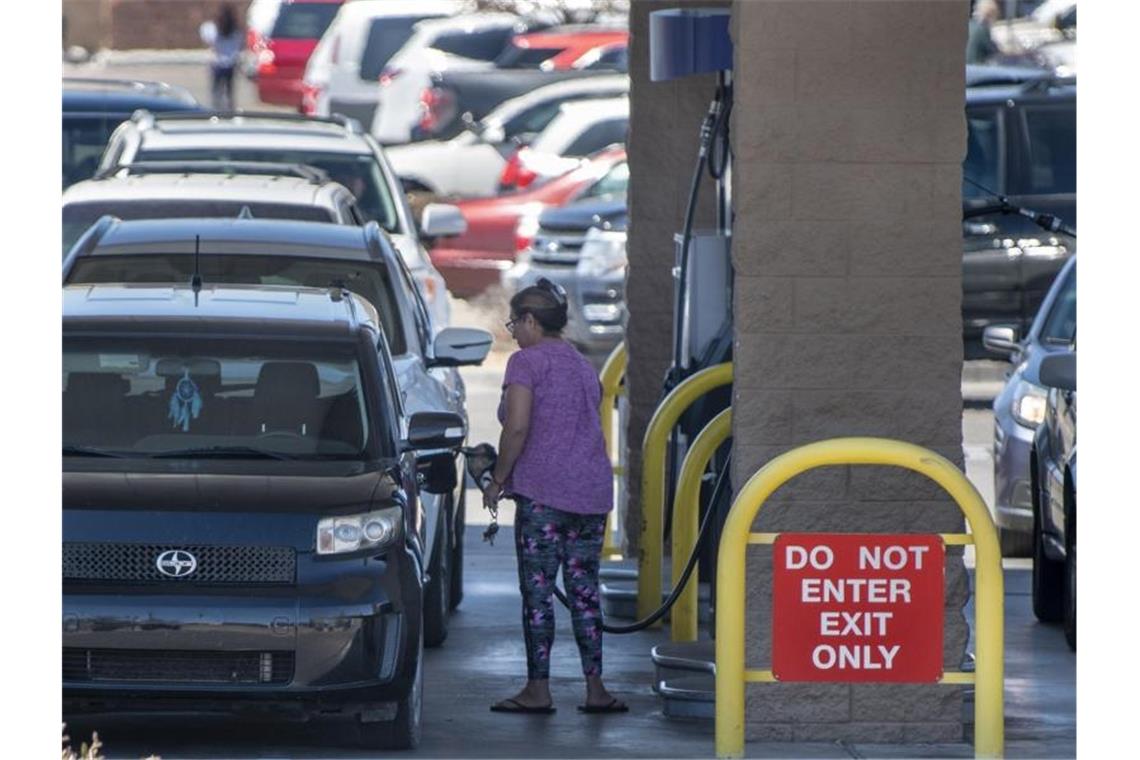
[64,336,374,460]
[1041,266,1076,345]
[66,254,407,355]
[270,2,340,40]
[361,16,432,80]
[495,44,563,69]
[62,200,336,256]
[577,161,628,201]
[138,149,399,232]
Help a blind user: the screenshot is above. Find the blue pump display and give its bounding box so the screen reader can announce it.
[649,8,733,82]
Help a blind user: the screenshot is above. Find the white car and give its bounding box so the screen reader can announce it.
[386,74,628,198]
[499,96,629,193]
[242,0,283,76]
[370,13,541,145]
[301,0,465,126]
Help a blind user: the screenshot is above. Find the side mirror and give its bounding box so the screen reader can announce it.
[419,203,467,240]
[405,411,466,451]
[428,327,493,368]
[461,111,486,137]
[982,325,1020,356]
[1038,351,1076,392]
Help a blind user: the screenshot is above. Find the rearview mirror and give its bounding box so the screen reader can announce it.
[405,411,466,451]
[419,203,467,240]
[982,325,1020,356]
[428,327,493,368]
[1038,351,1076,392]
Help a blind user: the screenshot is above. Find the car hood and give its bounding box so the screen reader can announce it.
[538,197,627,232]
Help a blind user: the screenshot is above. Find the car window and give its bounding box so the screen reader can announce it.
[66,255,407,356]
[270,2,340,39]
[139,148,400,233]
[430,27,514,61]
[1021,104,1076,195]
[581,45,628,71]
[62,200,336,254]
[63,115,118,189]
[963,106,1003,197]
[63,335,377,460]
[577,161,628,200]
[495,44,563,68]
[1041,267,1076,345]
[501,99,571,140]
[360,16,433,81]
[562,117,628,157]
[388,251,432,355]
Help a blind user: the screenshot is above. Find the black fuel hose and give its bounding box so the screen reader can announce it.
[553,450,733,634]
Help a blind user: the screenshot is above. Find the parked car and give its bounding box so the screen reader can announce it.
[407,67,610,143]
[499,97,628,193]
[386,74,628,198]
[988,256,1075,556]
[63,217,493,645]
[96,111,463,329]
[962,73,1075,356]
[253,0,344,108]
[62,162,365,254]
[1030,347,1076,651]
[63,281,469,747]
[504,180,628,355]
[299,0,465,125]
[62,78,201,189]
[493,26,628,70]
[370,12,547,145]
[430,146,625,297]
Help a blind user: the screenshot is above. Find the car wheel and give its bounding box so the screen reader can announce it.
[1032,501,1064,623]
[450,487,465,611]
[358,625,423,750]
[423,510,450,647]
[998,526,1032,558]
[1063,501,1076,651]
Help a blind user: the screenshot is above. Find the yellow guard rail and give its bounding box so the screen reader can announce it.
[638,362,733,620]
[598,342,627,559]
[670,408,732,642]
[715,438,1003,759]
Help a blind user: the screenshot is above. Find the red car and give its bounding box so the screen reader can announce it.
[430,146,626,298]
[496,27,629,70]
[254,0,343,109]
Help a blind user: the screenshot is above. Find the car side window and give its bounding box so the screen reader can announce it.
[390,252,433,356]
[563,118,628,158]
[430,27,515,62]
[963,106,1003,197]
[1020,104,1076,195]
[502,99,567,140]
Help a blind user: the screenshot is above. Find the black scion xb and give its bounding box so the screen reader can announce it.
[62,283,464,749]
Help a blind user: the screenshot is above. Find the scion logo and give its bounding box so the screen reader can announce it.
[155,549,198,578]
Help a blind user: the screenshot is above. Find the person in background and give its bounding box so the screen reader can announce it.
[484,279,628,715]
[200,5,243,110]
[966,0,1002,64]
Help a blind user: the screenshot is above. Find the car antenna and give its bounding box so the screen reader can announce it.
[191,234,203,307]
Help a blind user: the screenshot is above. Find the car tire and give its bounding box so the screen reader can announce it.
[1032,501,1064,623]
[450,487,465,611]
[1063,498,1076,651]
[358,626,423,750]
[423,509,450,648]
[998,526,1032,558]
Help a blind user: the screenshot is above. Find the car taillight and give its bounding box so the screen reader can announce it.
[417,86,456,136]
[257,44,276,74]
[499,151,537,192]
[300,82,323,115]
[515,213,540,252]
[378,67,404,88]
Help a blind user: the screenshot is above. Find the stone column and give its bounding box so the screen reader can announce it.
[625,0,729,553]
[730,0,971,742]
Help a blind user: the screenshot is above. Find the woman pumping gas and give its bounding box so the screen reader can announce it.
[483,279,629,715]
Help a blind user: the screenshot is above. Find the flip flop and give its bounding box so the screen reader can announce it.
[490,698,556,714]
[577,698,629,714]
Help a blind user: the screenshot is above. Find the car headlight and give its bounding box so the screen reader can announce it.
[576,228,627,279]
[1010,378,1048,428]
[317,507,403,555]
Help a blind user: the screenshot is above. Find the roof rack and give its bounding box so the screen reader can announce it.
[64,77,176,92]
[1020,75,1076,92]
[138,110,364,135]
[95,160,330,184]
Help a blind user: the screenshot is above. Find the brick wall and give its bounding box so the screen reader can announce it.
[63,0,240,51]
[730,0,971,743]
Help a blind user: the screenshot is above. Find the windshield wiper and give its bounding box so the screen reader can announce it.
[148,446,296,461]
[63,445,131,458]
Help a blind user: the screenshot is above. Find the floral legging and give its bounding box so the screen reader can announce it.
[514,497,607,680]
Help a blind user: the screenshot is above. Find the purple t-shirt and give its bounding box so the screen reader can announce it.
[497,340,613,515]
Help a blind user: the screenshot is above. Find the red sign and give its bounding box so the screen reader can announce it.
[772,533,944,682]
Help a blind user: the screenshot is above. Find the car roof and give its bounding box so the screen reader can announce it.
[132,113,372,155]
[332,0,463,21]
[555,96,629,119]
[488,74,629,121]
[62,172,346,207]
[512,28,628,47]
[77,217,385,261]
[63,282,381,340]
[411,12,525,36]
[63,78,200,114]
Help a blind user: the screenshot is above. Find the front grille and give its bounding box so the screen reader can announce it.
[63,543,296,585]
[63,648,294,685]
[530,229,587,265]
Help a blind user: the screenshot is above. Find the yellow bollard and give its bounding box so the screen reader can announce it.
[714,438,1004,759]
[637,362,733,621]
[670,408,732,642]
[598,342,627,560]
